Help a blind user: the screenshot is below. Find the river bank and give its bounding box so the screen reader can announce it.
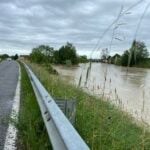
[23,61,150,149]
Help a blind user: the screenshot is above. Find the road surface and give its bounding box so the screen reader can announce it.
[0,60,19,150]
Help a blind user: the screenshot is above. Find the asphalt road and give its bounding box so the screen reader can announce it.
[0,60,19,150]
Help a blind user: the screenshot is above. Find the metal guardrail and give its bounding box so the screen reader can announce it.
[24,63,90,150]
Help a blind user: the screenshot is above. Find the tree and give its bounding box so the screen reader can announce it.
[53,50,60,64]
[30,45,54,64]
[111,54,121,65]
[58,42,78,65]
[122,40,149,67]
[0,54,9,60]
[129,40,149,66]
[78,55,88,63]
[30,47,44,63]
[11,54,18,60]
[121,50,129,66]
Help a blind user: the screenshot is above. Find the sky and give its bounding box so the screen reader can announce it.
[0,0,149,58]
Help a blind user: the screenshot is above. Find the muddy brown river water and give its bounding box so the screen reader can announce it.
[53,63,150,124]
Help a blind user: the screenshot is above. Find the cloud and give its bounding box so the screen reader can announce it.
[0,0,149,57]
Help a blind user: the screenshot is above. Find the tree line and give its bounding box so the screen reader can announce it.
[101,40,149,67]
[0,54,18,61]
[30,42,88,65]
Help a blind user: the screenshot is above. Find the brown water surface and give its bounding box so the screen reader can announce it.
[53,63,150,124]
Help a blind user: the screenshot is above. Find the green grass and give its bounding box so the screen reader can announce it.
[25,62,150,150]
[134,59,150,68]
[17,62,52,150]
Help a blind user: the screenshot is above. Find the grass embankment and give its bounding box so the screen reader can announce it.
[25,62,150,150]
[17,62,52,150]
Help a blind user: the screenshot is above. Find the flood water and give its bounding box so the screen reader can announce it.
[53,63,150,124]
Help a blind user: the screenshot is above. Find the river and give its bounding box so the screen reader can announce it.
[53,63,150,124]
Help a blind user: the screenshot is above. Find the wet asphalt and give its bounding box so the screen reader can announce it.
[0,60,19,150]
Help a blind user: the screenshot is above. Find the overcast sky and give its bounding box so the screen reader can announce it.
[0,0,149,57]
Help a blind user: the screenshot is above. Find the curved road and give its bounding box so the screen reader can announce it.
[0,60,19,150]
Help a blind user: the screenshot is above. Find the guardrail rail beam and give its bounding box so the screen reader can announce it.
[24,63,90,150]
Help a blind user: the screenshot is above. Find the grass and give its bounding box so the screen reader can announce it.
[24,61,150,150]
[17,62,52,150]
[134,59,150,68]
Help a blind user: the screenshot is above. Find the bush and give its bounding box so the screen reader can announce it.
[57,42,78,65]
[30,45,54,64]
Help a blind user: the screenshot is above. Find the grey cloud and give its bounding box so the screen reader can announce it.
[0,0,149,57]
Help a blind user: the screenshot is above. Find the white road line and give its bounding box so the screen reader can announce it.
[3,64,21,150]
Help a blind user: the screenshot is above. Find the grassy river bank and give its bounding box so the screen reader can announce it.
[18,61,150,149]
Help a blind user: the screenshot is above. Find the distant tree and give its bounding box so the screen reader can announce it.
[129,40,149,66]
[78,55,88,63]
[11,54,18,60]
[121,40,149,67]
[30,45,54,64]
[39,45,54,58]
[0,54,9,60]
[121,50,129,66]
[53,50,60,64]
[58,42,78,65]
[30,47,44,63]
[111,53,121,65]
[30,43,79,65]
[107,55,112,60]
[113,53,121,58]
